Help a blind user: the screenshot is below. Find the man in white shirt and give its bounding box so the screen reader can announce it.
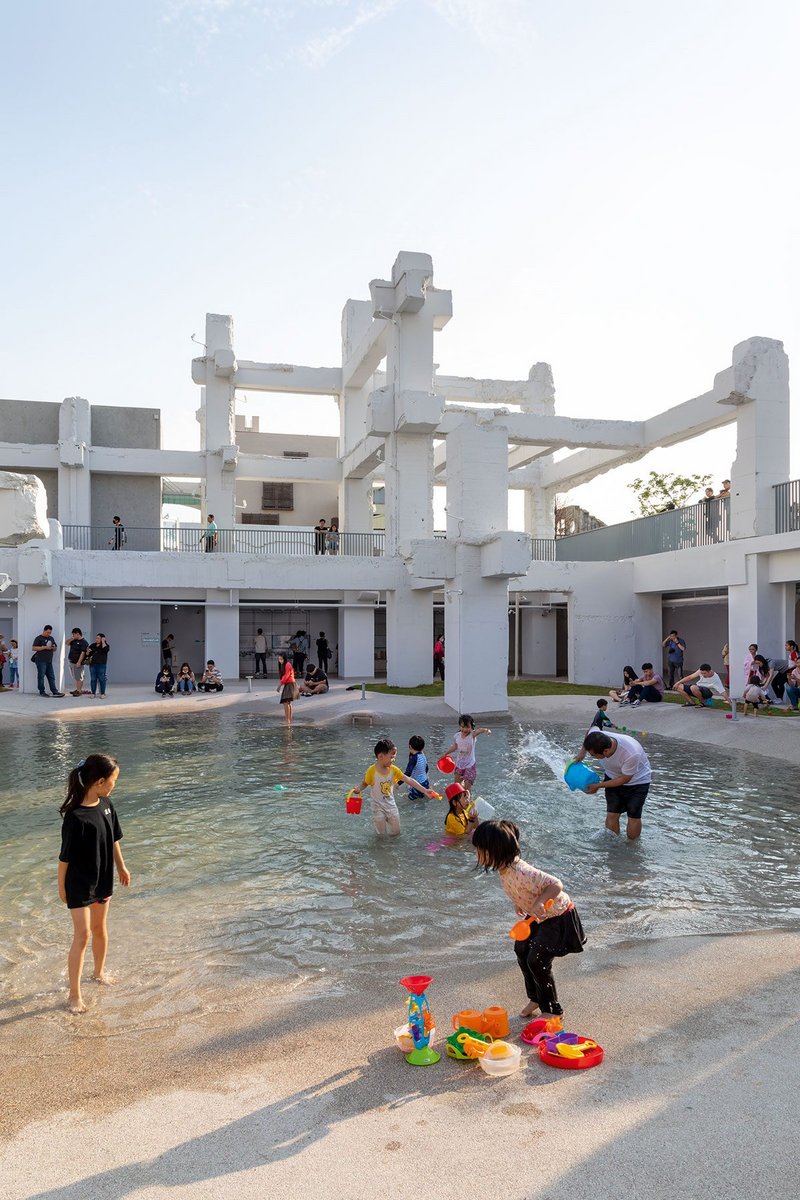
[674,663,730,709]
[574,731,652,840]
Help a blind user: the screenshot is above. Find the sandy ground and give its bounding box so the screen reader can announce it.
[2,683,799,1199]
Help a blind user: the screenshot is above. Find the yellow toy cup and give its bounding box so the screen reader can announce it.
[452,1010,486,1033]
[483,1006,510,1038]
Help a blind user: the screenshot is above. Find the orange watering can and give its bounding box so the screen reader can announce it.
[508,898,554,941]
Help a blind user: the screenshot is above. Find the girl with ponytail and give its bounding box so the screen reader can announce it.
[58,754,130,1013]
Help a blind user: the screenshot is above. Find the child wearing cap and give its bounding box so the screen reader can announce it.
[444,782,479,837]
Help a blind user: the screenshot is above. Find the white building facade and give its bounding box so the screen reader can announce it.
[1,251,798,710]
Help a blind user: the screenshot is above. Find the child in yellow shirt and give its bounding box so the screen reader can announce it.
[352,737,437,836]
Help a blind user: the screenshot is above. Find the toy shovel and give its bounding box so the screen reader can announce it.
[508,898,554,940]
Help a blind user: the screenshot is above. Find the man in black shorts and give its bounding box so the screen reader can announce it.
[573,730,652,840]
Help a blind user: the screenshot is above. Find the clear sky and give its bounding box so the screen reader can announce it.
[2,0,797,524]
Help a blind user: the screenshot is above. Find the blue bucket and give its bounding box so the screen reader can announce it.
[564,761,601,792]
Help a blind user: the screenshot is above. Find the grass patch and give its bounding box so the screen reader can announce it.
[364,679,800,716]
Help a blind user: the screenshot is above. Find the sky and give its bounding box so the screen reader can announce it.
[1,0,798,526]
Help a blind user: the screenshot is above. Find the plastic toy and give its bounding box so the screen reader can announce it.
[563,761,601,792]
[445,782,466,802]
[473,796,496,820]
[399,975,440,1066]
[446,1026,492,1059]
[509,898,555,941]
[483,1006,510,1038]
[478,1041,522,1077]
[437,755,456,774]
[345,789,362,815]
[520,1016,563,1045]
[452,1009,486,1033]
[274,784,285,791]
[538,1030,604,1070]
[394,1023,438,1053]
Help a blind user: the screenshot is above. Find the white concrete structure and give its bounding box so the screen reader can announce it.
[1,253,797,708]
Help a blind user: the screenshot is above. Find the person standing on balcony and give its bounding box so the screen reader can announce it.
[202,515,218,552]
[717,479,731,498]
[254,628,268,678]
[326,518,340,555]
[314,517,328,555]
[661,630,686,689]
[108,515,126,550]
[702,486,720,542]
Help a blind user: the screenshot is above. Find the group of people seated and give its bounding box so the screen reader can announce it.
[610,638,800,714]
[154,660,224,697]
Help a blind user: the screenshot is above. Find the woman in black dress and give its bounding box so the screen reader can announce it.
[58,754,130,1013]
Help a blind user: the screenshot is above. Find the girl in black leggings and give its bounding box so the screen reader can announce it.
[472,821,586,1018]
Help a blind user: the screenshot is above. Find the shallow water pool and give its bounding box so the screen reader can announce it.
[1,713,798,1021]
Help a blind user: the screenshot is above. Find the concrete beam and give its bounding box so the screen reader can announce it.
[236,454,341,483]
[89,448,206,476]
[342,320,389,390]
[0,444,60,471]
[340,436,385,480]
[233,362,342,395]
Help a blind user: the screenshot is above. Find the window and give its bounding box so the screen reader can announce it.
[243,512,280,525]
[282,451,309,459]
[262,483,294,510]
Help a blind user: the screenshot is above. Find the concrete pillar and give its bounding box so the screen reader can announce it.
[633,593,663,671]
[19,582,65,695]
[521,601,557,676]
[199,314,237,530]
[728,555,795,684]
[341,477,374,535]
[204,590,240,680]
[729,338,790,539]
[339,300,376,531]
[386,588,434,687]
[567,562,635,685]
[58,396,92,527]
[444,420,513,712]
[338,597,375,678]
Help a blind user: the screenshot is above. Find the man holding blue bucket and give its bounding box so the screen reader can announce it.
[573,732,652,841]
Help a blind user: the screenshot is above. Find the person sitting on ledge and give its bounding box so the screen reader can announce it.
[175,663,196,695]
[299,662,329,695]
[198,660,224,692]
[626,663,665,707]
[674,663,730,709]
[155,665,175,697]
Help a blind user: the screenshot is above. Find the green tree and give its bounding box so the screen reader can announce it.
[630,471,712,516]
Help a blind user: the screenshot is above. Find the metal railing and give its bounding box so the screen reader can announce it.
[774,479,800,533]
[554,498,730,562]
[62,526,387,556]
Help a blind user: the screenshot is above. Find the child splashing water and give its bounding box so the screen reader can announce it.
[472,821,586,1018]
[57,754,130,1013]
[441,714,491,788]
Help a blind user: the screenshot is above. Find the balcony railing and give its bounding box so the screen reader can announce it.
[774,479,800,533]
[554,498,730,562]
[62,526,387,556]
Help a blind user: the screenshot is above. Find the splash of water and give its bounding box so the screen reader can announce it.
[518,728,572,781]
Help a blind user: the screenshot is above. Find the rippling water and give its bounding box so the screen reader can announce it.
[1,714,798,1020]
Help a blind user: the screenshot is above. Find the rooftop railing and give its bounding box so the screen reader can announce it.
[774,478,800,534]
[61,526,560,559]
[554,497,730,562]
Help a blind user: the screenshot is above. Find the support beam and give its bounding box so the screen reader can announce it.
[232,362,342,395]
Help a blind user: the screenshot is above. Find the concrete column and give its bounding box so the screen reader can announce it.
[567,562,635,685]
[200,314,237,530]
[338,598,375,678]
[19,582,65,694]
[339,300,376,531]
[386,589,434,687]
[341,477,374,534]
[728,555,795,686]
[633,593,663,671]
[521,601,557,676]
[57,396,92,527]
[729,338,790,539]
[204,590,240,680]
[443,419,513,712]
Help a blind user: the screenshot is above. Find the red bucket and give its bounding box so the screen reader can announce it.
[345,791,362,815]
[437,756,456,774]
